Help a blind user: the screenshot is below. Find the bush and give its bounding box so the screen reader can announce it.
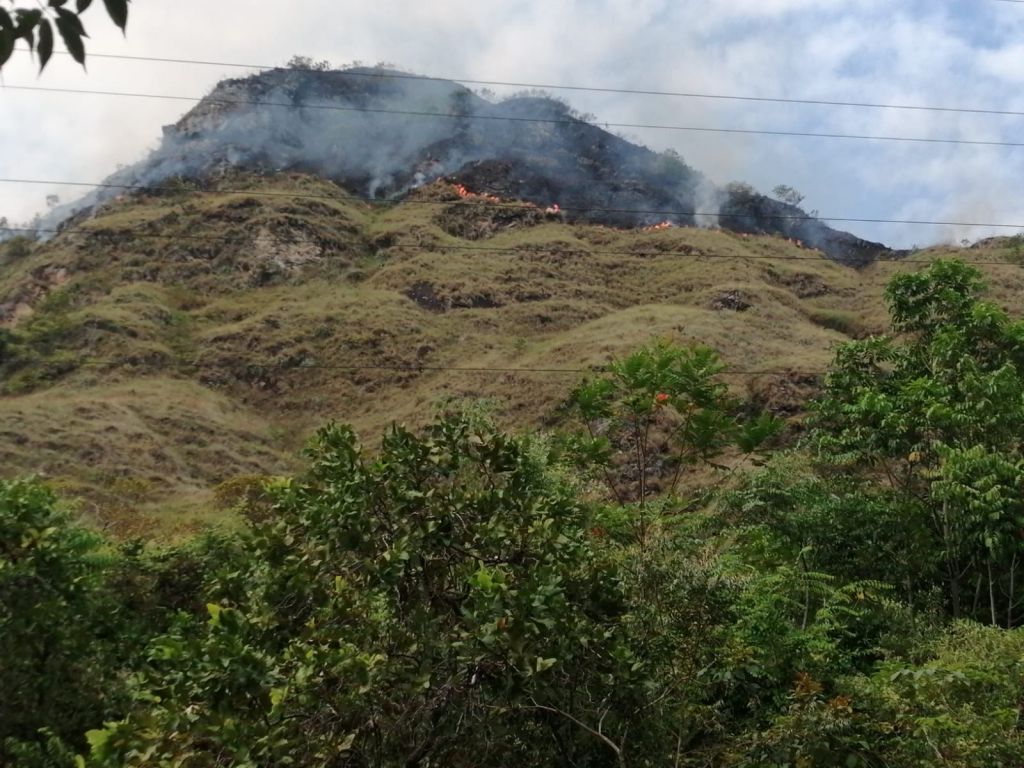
[0,480,124,761]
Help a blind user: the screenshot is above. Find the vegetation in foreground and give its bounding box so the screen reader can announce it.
[4,260,1024,767]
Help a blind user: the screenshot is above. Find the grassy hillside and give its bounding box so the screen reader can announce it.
[3,173,1023,536]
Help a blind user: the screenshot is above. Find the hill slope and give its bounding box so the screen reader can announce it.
[44,65,894,265]
[3,173,1023,535]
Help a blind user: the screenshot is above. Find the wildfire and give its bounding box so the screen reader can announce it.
[643,221,674,232]
[451,183,502,204]
[448,181,563,218]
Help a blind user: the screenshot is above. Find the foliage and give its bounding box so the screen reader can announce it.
[286,54,331,72]
[6,266,1024,765]
[86,415,644,767]
[771,184,806,207]
[734,623,1024,767]
[0,0,130,72]
[568,340,780,537]
[812,260,1024,625]
[0,480,122,763]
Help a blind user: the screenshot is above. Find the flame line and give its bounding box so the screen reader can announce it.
[4,177,1024,231]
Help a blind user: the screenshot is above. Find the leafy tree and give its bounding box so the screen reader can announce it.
[812,259,1024,624]
[771,184,805,207]
[0,0,130,72]
[722,457,940,623]
[0,480,124,763]
[568,341,779,540]
[736,622,1024,767]
[87,415,644,767]
[286,54,331,71]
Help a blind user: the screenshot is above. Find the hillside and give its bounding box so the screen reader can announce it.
[42,65,894,265]
[3,172,1024,536]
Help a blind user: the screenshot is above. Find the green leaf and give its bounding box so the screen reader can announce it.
[55,13,86,64]
[77,0,94,11]
[21,27,34,53]
[0,8,13,31]
[535,656,557,673]
[55,7,88,37]
[38,18,54,72]
[14,8,43,37]
[0,29,13,68]
[102,0,128,31]
[85,727,112,753]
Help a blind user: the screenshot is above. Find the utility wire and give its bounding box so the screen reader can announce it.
[19,47,1024,120]
[1,223,1019,265]
[3,83,1023,149]
[68,358,824,378]
[4,177,1024,233]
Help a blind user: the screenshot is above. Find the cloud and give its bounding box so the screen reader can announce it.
[2,0,1023,246]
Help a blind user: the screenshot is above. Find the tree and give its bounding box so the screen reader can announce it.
[87,414,643,767]
[772,184,805,207]
[0,480,124,763]
[0,0,130,72]
[812,259,1024,624]
[286,54,331,71]
[568,341,780,541]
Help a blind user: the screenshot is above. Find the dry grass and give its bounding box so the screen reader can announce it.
[2,174,1022,537]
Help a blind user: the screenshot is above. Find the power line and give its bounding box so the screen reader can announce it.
[4,177,1024,233]
[68,358,823,378]
[2,223,1020,265]
[22,47,1024,120]
[4,83,1024,149]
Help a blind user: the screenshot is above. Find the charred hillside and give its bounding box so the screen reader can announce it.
[62,65,892,266]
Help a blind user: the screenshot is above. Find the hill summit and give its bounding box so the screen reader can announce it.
[65,64,892,265]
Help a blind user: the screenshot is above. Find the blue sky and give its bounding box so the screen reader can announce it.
[2,0,1024,248]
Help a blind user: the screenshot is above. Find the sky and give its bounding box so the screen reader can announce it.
[2,0,1024,248]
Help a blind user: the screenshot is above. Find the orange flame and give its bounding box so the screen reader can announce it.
[451,183,502,203]
[642,221,674,232]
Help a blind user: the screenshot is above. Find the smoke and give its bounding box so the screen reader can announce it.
[35,64,889,263]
